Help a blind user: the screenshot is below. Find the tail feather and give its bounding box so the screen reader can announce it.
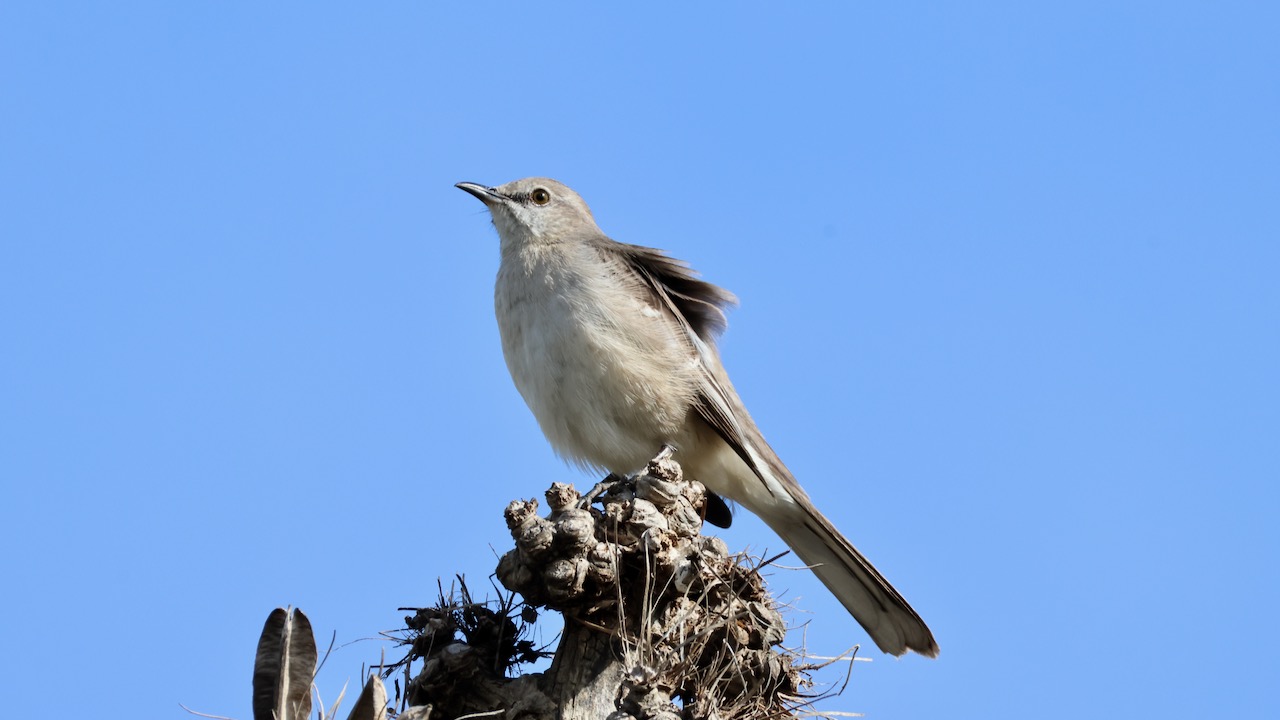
[770,500,939,657]
[685,393,938,656]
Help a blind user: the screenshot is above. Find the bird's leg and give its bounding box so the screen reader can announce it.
[643,443,682,482]
[580,445,678,510]
[650,443,677,464]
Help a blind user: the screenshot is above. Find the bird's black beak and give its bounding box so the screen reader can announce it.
[455,181,502,205]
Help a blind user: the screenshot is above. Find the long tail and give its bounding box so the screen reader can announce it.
[764,496,939,657]
[685,359,938,656]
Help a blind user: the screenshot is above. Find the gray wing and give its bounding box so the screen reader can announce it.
[603,240,781,494]
[607,241,737,342]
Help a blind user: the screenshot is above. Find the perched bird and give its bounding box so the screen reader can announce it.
[457,177,938,657]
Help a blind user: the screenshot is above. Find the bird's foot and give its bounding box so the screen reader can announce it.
[579,472,626,510]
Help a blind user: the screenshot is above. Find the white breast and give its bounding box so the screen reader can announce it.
[494,243,700,474]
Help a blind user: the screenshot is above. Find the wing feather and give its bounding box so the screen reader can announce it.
[600,239,774,490]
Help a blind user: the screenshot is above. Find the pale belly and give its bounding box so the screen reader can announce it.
[495,260,701,474]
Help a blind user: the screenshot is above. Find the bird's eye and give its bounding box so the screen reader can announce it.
[530,188,551,205]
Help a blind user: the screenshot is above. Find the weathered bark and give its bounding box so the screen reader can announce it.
[391,457,805,720]
[545,618,626,719]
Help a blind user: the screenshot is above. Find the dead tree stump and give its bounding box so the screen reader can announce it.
[397,456,804,720]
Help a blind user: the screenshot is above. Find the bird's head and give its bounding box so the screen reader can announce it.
[456,177,601,248]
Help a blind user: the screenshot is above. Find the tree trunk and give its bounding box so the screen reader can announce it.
[546,618,626,720]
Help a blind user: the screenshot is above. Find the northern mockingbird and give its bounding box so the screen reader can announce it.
[457,177,938,657]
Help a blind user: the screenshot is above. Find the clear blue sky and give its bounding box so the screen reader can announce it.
[2,3,1276,718]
